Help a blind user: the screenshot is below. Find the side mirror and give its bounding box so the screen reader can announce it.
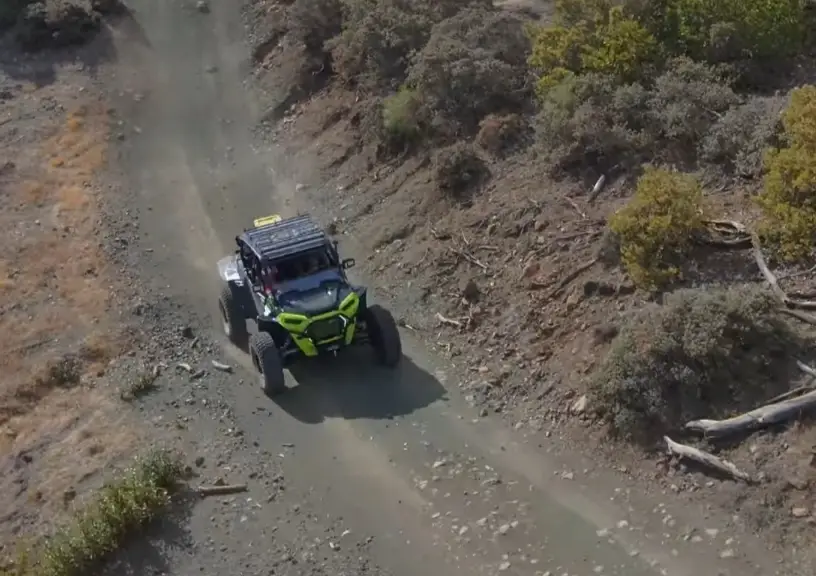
[341,258,355,270]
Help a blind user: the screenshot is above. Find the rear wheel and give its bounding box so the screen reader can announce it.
[219,284,248,350]
[250,332,286,396]
[364,304,402,368]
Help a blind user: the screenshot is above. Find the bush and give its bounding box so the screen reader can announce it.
[628,0,805,64]
[0,0,31,30]
[7,450,185,576]
[288,0,343,56]
[405,6,531,138]
[699,95,786,178]
[433,142,489,198]
[475,113,525,155]
[646,57,739,151]
[535,72,653,171]
[528,2,659,87]
[590,285,802,444]
[381,87,423,149]
[608,166,705,289]
[756,85,816,262]
[329,0,490,89]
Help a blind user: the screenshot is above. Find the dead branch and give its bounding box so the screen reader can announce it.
[435,312,462,327]
[664,436,752,483]
[780,308,816,326]
[545,258,599,300]
[684,375,816,440]
[778,263,816,280]
[450,247,488,270]
[751,235,816,310]
[564,197,587,219]
[587,174,607,204]
[197,483,248,497]
[796,359,816,378]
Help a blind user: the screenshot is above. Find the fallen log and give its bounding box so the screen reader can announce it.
[664,436,752,483]
[684,388,816,439]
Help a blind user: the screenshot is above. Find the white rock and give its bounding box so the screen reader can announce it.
[792,507,810,518]
[195,0,209,12]
[571,394,588,414]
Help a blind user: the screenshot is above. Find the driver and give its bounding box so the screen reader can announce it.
[260,264,278,295]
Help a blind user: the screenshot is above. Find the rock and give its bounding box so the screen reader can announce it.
[522,261,540,278]
[719,548,735,559]
[181,325,194,338]
[560,471,574,480]
[498,561,511,571]
[792,507,810,518]
[211,360,233,373]
[432,459,448,469]
[498,523,510,535]
[461,279,479,302]
[570,394,588,415]
[195,456,205,467]
[196,0,210,12]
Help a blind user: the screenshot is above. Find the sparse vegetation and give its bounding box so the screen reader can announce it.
[608,166,705,289]
[405,6,531,139]
[528,0,804,175]
[121,369,160,401]
[3,450,185,576]
[381,87,423,149]
[433,141,489,198]
[756,85,816,262]
[590,286,804,445]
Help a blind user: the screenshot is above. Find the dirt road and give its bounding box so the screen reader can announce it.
[104,1,790,574]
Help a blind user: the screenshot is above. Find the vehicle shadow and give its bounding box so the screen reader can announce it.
[275,349,448,424]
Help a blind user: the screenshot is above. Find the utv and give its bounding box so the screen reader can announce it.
[216,213,402,396]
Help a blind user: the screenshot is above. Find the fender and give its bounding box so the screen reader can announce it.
[217,255,241,284]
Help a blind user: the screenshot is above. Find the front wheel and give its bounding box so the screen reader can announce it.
[364,304,402,368]
[250,332,286,396]
[219,284,248,350]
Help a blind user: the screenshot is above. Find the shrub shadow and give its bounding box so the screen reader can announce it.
[0,4,149,87]
[273,349,448,424]
[99,490,196,576]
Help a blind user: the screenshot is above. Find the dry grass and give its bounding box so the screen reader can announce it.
[0,101,112,424]
[0,83,140,563]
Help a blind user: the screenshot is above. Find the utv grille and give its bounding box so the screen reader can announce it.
[308,317,345,341]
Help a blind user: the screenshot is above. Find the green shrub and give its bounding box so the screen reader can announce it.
[329,0,490,89]
[757,85,816,261]
[382,87,423,147]
[535,72,653,171]
[590,285,803,444]
[608,166,705,289]
[629,0,805,63]
[528,2,659,88]
[646,57,739,146]
[699,94,786,178]
[5,450,185,576]
[406,6,531,138]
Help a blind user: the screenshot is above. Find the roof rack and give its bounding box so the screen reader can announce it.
[241,214,328,263]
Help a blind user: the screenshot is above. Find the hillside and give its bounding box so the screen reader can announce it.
[244,0,816,559]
